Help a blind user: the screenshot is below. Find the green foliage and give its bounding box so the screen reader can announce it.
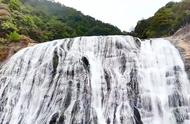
[2,21,18,32]
[7,31,21,42]
[9,0,21,10]
[21,0,122,41]
[0,0,123,43]
[22,15,37,29]
[134,1,190,38]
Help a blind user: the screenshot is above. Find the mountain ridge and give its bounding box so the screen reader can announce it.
[0,0,124,62]
[134,0,190,39]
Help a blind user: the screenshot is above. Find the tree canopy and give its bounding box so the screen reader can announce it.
[134,0,190,39]
[0,0,123,43]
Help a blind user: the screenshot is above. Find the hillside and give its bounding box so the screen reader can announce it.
[1,0,123,42]
[134,0,190,39]
[0,0,123,61]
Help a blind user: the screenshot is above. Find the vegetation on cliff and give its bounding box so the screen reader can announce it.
[134,0,190,39]
[0,0,123,43]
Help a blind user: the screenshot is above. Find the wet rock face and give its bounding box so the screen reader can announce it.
[0,36,189,124]
[170,38,190,80]
[0,35,36,63]
[134,107,143,124]
[169,25,190,80]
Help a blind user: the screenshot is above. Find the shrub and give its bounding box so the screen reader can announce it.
[7,31,21,42]
[9,0,21,10]
[2,21,18,31]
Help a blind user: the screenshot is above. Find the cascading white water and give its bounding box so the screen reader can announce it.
[0,36,189,124]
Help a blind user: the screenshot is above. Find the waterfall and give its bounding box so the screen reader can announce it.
[0,36,189,124]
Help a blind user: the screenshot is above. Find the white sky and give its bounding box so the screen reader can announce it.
[55,0,181,31]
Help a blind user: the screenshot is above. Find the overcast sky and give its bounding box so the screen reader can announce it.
[55,0,181,31]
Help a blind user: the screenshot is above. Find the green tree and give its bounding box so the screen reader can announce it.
[9,0,21,10]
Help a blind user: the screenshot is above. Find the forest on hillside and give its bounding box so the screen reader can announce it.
[0,0,123,44]
[134,0,190,39]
